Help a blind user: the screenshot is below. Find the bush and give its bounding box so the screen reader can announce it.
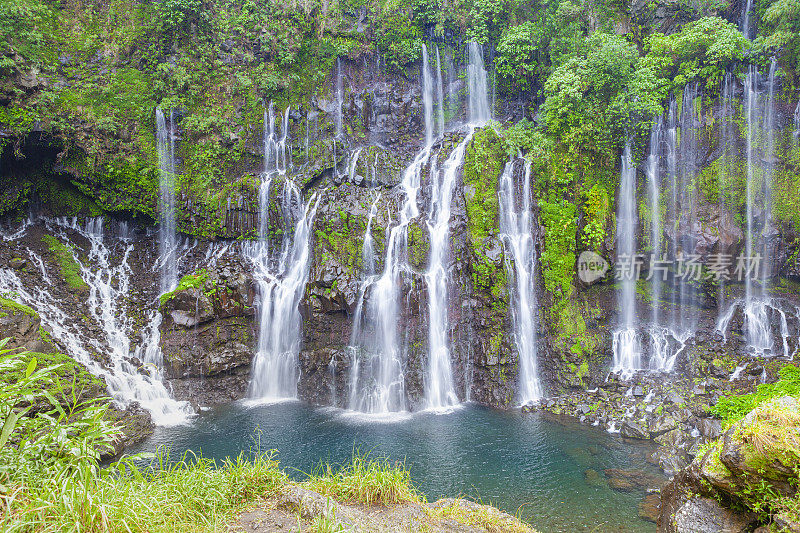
[712,365,800,425]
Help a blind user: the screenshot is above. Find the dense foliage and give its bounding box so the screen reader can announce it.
[712,365,800,425]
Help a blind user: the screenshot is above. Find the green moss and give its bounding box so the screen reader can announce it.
[462,128,507,249]
[0,297,38,318]
[41,235,88,293]
[159,269,212,306]
[407,221,429,270]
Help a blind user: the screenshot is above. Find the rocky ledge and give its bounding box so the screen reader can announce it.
[233,486,536,533]
[659,396,800,532]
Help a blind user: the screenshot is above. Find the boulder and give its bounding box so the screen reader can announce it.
[673,497,755,533]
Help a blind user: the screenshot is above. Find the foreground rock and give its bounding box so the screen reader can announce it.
[658,396,800,532]
[233,484,536,533]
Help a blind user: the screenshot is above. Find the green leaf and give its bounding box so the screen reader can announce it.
[25,356,37,378]
[0,410,23,449]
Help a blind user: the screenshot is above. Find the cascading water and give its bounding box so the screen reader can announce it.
[422,44,435,147]
[247,181,320,400]
[435,46,446,136]
[794,101,800,145]
[348,147,432,413]
[716,59,790,357]
[0,217,191,425]
[677,83,700,333]
[347,196,381,409]
[467,42,491,125]
[422,42,493,407]
[424,131,472,409]
[264,102,291,175]
[335,58,344,138]
[156,108,178,293]
[347,147,363,183]
[498,159,542,403]
[741,0,753,39]
[611,142,641,378]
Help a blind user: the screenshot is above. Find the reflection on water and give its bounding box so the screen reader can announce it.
[131,402,662,532]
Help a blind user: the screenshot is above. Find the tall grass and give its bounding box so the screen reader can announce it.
[3,451,287,532]
[304,450,420,505]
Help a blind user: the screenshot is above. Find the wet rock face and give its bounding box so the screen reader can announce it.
[159,257,257,406]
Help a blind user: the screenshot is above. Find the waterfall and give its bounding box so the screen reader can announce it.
[0,217,192,425]
[718,60,783,356]
[611,142,641,378]
[647,118,663,329]
[247,181,320,400]
[336,58,344,138]
[646,115,688,372]
[422,44,435,146]
[435,46,446,136]
[347,147,363,183]
[156,108,178,294]
[264,102,291,175]
[677,83,700,333]
[349,148,432,413]
[646,118,667,370]
[424,129,473,409]
[743,65,773,353]
[741,0,753,39]
[761,58,777,291]
[467,42,491,125]
[794,101,800,145]
[498,159,542,403]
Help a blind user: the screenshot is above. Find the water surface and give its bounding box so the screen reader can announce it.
[132,402,661,532]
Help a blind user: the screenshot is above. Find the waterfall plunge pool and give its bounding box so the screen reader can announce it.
[131,402,662,532]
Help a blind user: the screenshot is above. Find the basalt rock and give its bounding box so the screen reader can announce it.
[160,258,257,406]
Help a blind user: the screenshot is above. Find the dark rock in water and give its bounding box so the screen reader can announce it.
[621,419,650,439]
[104,403,155,458]
[633,386,645,397]
[673,497,755,533]
[607,476,636,492]
[583,468,606,487]
[639,492,661,523]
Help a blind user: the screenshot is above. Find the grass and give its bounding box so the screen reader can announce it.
[40,235,88,292]
[304,451,421,505]
[2,451,288,533]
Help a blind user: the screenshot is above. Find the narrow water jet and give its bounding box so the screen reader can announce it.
[611,142,641,378]
[156,108,178,294]
[498,159,542,403]
[422,44,435,146]
[435,46,446,136]
[336,58,344,138]
[467,42,491,126]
